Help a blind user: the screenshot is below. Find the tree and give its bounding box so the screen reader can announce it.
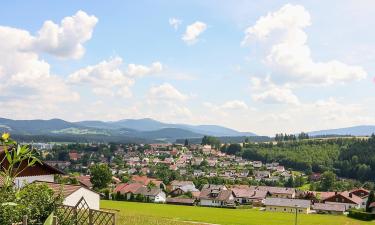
[298,132,309,140]
[226,143,242,155]
[320,171,336,191]
[366,191,374,212]
[90,164,112,190]
[201,136,221,149]
[184,139,189,146]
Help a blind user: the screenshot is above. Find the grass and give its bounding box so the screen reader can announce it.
[101,200,375,225]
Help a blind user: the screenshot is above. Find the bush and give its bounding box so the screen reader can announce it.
[348,209,375,221]
[0,183,62,225]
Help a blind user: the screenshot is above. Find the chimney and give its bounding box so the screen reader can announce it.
[349,193,353,198]
[335,191,337,195]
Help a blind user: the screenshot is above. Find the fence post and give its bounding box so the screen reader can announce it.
[22,215,28,225]
[52,216,58,225]
[89,209,93,225]
[113,213,116,225]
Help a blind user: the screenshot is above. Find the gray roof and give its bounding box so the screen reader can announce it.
[312,203,346,212]
[264,198,311,208]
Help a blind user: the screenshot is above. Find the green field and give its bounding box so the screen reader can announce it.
[101,200,374,225]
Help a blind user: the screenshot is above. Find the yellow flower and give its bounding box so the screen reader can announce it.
[2,132,10,140]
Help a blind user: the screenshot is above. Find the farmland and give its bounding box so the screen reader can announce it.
[101,200,374,225]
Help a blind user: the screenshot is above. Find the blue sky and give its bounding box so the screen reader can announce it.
[0,1,374,135]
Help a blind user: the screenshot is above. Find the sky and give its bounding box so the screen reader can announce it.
[0,0,375,135]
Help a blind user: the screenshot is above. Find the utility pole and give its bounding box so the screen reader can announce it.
[294,205,299,225]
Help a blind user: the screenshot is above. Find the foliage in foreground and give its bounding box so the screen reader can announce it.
[0,133,62,225]
[0,183,62,225]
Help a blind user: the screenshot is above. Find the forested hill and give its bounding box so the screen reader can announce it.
[241,135,375,182]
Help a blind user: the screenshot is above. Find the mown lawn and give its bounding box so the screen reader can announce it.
[101,200,375,225]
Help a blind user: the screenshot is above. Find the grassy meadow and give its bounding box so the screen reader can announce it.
[101,200,374,225]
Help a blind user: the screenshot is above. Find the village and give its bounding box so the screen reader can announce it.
[12,141,373,216]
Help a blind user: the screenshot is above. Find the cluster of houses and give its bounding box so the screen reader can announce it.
[110,173,373,214]
[45,143,293,184]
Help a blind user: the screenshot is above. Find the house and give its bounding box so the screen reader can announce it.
[252,161,262,168]
[254,171,270,180]
[131,175,166,189]
[114,182,144,200]
[0,147,64,188]
[323,191,364,209]
[34,181,100,210]
[166,197,195,206]
[350,188,369,208]
[312,203,346,214]
[264,198,311,214]
[231,186,268,205]
[309,173,321,181]
[68,151,81,161]
[276,166,285,173]
[137,186,166,203]
[193,170,205,177]
[199,184,234,207]
[170,180,199,192]
[251,186,295,198]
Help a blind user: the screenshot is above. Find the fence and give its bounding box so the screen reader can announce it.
[54,197,116,225]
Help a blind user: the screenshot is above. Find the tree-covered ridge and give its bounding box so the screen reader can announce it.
[242,135,375,182]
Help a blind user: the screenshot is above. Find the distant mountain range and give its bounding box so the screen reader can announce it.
[1,117,374,143]
[0,117,256,143]
[307,125,375,137]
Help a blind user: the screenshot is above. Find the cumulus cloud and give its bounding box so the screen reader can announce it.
[250,76,299,105]
[30,10,98,59]
[0,11,100,118]
[252,86,299,105]
[68,57,163,98]
[0,25,80,116]
[242,4,367,86]
[169,18,182,30]
[147,83,188,102]
[182,21,207,45]
[127,62,162,77]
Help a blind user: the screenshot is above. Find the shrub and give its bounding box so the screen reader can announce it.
[0,183,62,224]
[348,209,375,221]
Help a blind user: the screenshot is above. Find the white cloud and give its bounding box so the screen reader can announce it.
[169,18,182,30]
[182,21,207,45]
[250,76,299,105]
[127,62,162,77]
[242,4,367,86]
[68,57,163,98]
[220,100,249,110]
[0,25,80,117]
[30,10,98,59]
[147,83,188,102]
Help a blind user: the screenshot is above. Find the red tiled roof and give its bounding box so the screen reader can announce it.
[77,175,93,188]
[114,182,144,194]
[131,175,164,187]
[313,191,336,200]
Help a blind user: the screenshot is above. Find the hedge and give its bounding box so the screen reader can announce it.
[348,209,375,221]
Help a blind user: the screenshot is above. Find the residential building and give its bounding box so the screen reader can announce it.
[264,198,311,214]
